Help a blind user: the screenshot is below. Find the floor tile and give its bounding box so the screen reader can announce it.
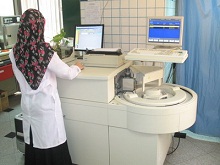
[208,149,220,162]
[165,136,206,164]
[0,111,10,123]
[0,121,12,137]
[0,137,16,157]
[15,152,24,165]
[186,136,220,154]
[4,132,16,139]
[0,154,17,165]
[174,154,220,165]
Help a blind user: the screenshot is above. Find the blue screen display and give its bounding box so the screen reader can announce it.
[148,19,181,44]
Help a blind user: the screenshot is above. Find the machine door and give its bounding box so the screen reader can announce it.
[3,24,19,49]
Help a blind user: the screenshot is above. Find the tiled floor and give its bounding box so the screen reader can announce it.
[0,94,220,165]
[0,94,24,165]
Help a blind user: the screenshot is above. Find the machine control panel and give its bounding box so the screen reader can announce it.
[2,16,20,24]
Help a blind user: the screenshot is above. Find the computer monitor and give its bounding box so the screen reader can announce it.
[74,24,104,51]
[146,16,184,48]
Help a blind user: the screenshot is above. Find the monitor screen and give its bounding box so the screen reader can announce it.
[146,16,184,47]
[74,24,104,51]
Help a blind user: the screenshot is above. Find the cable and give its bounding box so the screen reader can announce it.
[167,137,181,155]
[100,0,110,24]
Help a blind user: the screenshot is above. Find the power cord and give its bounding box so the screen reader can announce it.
[167,132,186,155]
[167,137,181,155]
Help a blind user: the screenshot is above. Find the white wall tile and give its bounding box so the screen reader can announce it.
[80,2,85,9]
[130,27,138,35]
[129,18,138,26]
[112,1,120,9]
[112,9,120,17]
[81,18,86,24]
[138,35,147,44]
[147,0,156,8]
[138,27,147,35]
[113,43,121,48]
[104,1,112,9]
[112,35,120,43]
[104,9,111,17]
[112,26,120,34]
[138,18,147,26]
[104,34,112,43]
[121,43,131,52]
[103,17,112,26]
[130,0,138,8]
[138,9,147,17]
[104,43,112,48]
[156,8,165,16]
[112,18,120,26]
[121,0,129,9]
[121,27,130,35]
[147,9,156,16]
[138,0,147,8]
[138,43,147,48]
[121,18,130,26]
[120,9,129,17]
[130,35,138,43]
[80,10,85,18]
[156,0,165,8]
[122,35,130,43]
[105,26,112,34]
[129,44,138,51]
[130,9,138,17]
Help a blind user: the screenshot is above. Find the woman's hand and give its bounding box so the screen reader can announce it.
[75,61,84,70]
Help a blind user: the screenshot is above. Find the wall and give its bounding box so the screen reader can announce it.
[80,0,176,82]
[80,0,176,53]
[62,0,81,37]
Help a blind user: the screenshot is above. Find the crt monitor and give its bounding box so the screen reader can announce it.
[74,24,104,51]
[146,16,184,47]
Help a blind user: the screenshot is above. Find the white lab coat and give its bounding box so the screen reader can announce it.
[9,51,81,149]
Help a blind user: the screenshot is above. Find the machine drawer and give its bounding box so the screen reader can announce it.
[0,64,14,81]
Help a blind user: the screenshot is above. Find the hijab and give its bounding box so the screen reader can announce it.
[13,9,54,90]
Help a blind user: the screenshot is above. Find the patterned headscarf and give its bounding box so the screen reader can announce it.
[13,9,54,90]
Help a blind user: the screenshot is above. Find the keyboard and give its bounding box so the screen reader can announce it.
[125,48,188,63]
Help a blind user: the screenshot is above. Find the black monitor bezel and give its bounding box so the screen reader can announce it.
[73,24,104,51]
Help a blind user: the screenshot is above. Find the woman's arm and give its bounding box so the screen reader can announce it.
[48,53,83,80]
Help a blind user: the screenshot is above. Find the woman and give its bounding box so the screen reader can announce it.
[9,9,83,165]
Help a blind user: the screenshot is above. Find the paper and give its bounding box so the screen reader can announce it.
[84,2,101,24]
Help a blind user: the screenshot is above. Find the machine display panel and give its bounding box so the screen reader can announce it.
[146,16,184,47]
[74,24,104,51]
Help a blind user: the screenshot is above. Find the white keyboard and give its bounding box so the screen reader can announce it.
[126,48,188,63]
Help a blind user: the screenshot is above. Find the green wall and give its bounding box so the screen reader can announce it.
[62,0,81,37]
